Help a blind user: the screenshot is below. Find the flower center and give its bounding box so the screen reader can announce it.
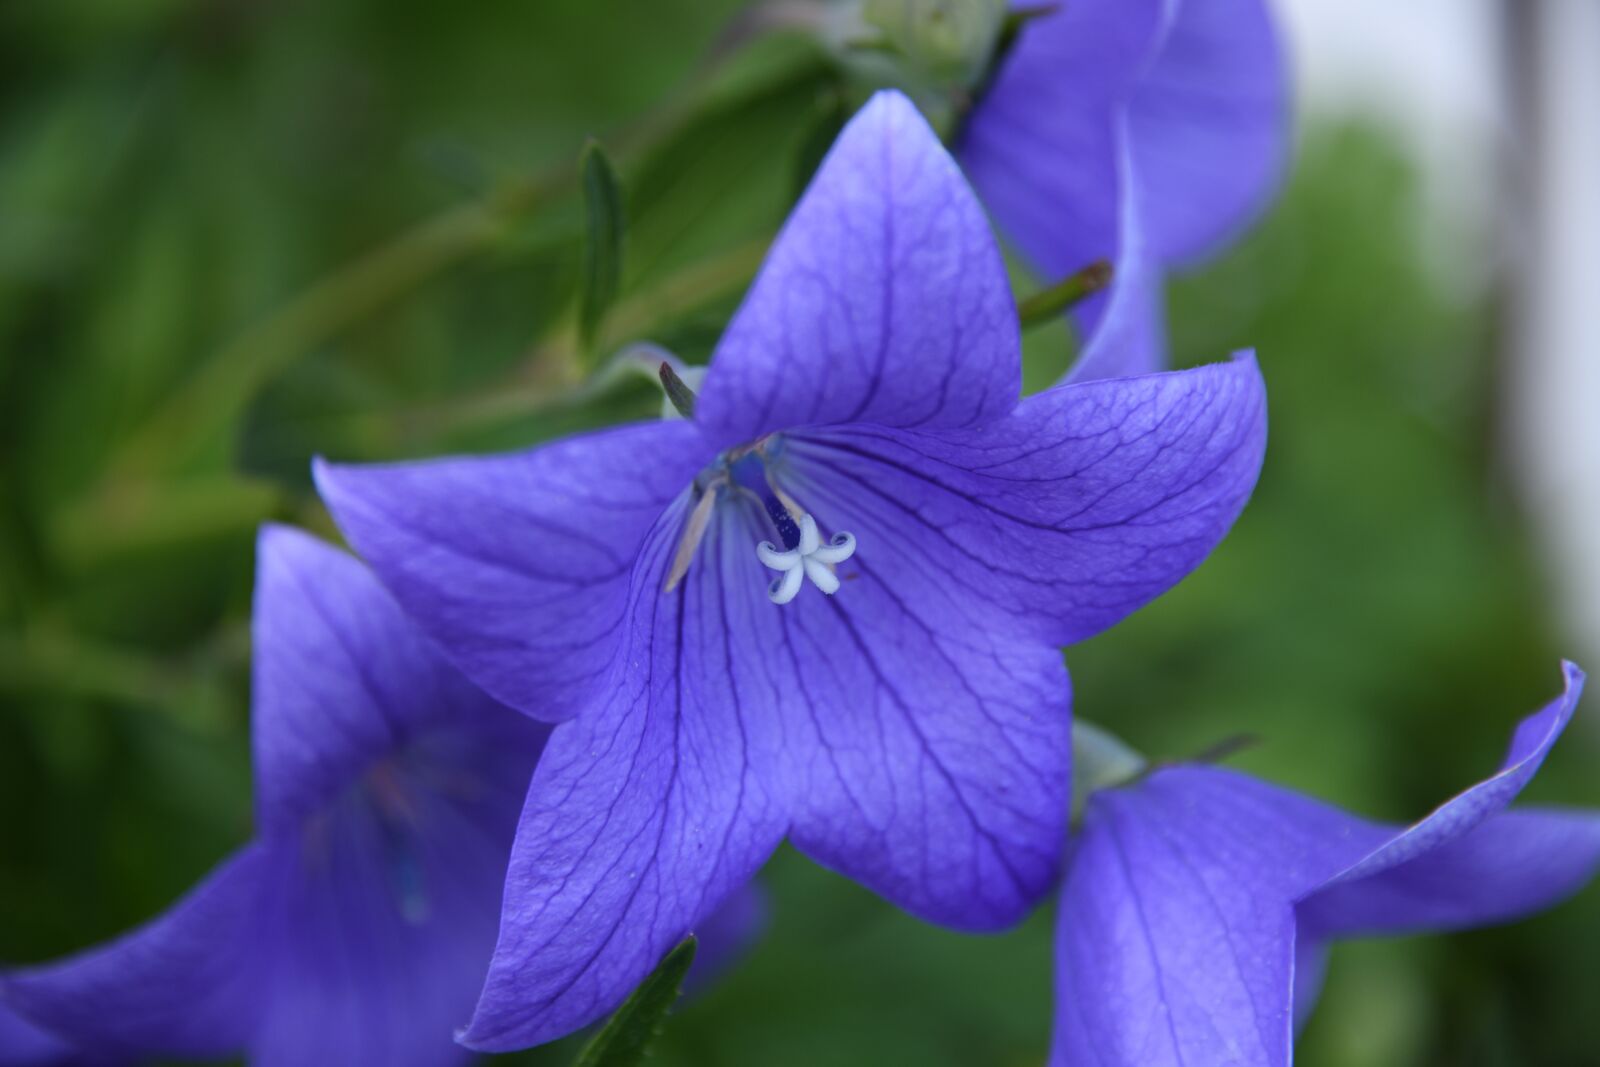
[665,437,858,604]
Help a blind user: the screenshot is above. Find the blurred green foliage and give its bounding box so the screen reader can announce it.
[0,3,1594,1066]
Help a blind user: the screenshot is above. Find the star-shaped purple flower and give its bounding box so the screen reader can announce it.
[1,526,549,1067]
[961,0,1287,380]
[314,90,1267,1050]
[1054,663,1600,1067]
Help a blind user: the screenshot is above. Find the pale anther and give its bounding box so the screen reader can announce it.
[756,514,857,605]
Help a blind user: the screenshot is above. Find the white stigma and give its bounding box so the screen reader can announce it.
[755,513,857,605]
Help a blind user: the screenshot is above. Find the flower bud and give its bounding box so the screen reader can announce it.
[861,0,1008,85]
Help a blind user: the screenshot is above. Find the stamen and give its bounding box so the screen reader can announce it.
[665,484,720,592]
[756,513,857,605]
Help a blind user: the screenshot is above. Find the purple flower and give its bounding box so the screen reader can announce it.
[315,90,1266,1051]
[1054,663,1600,1067]
[961,0,1287,380]
[1,526,548,1067]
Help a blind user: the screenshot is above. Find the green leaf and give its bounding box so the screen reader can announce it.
[573,936,697,1067]
[578,139,625,361]
[624,38,837,287]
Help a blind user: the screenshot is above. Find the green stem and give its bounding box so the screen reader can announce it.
[1189,732,1262,766]
[384,236,769,441]
[1016,259,1113,328]
[110,189,556,480]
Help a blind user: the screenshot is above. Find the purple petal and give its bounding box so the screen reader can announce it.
[1300,663,1596,935]
[961,0,1163,280]
[460,498,789,1051]
[252,525,539,835]
[2,847,274,1059]
[696,90,1020,449]
[313,419,714,721]
[1066,116,1168,383]
[786,353,1266,648]
[1053,666,1592,1064]
[711,437,1074,930]
[766,533,1071,931]
[254,741,533,1067]
[710,466,1071,930]
[1127,0,1288,265]
[1051,768,1381,1067]
[1301,808,1600,942]
[1313,663,1584,890]
[0,1004,83,1067]
[964,0,1286,274]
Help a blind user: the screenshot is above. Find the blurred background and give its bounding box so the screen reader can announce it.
[1,1,1596,1064]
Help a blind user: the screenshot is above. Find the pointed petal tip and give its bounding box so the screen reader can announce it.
[451,1023,481,1052]
[839,89,949,173]
[697,85,1018,441]
[858,87,921,123]
[1561,659,1586,691]
[254,521,335,568]
[1311,659,1591,899]
[454,997,536,1054]
[1511,658,1587,761]
[309,453,352,509]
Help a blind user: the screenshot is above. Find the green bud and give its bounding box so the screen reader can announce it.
[657,360,701,420]
[862,0,1009,85]
[1070,720,1148,822]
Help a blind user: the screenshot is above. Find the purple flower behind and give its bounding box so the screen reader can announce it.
[1053,662,1600,1067]
[961,0,1288,380]
[1,526,549,1067]
[315,90,1268,1051]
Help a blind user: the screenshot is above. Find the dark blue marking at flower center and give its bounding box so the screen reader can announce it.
[764,497,800,549]
[366,762,432,924]
[728,449,799,549]
[384,838,430,925]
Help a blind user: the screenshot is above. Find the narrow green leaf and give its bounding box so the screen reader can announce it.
[578,139,625,360]
[573,936,697,1067]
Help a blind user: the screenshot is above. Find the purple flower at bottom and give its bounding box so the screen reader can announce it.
[1054,662,1600,1067]
[961,0,1287,380]
[314,90,1267,1051]
[1,527,549,1067]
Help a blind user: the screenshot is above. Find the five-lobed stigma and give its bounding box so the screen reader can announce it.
[756,513,856,605]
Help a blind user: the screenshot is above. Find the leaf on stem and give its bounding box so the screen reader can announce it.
[578,139,626,360]
[572,937,698,1067]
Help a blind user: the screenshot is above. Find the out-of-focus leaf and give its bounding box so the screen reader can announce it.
[49,475,282,572]
[624,36,837,286]
[791,88,850,202]
[577,139,625,360]
[573,936,698,1067]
